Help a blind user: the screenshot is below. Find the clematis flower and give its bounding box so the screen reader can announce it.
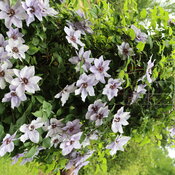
[22,0,43,26]
[19,118,44,143]
[131,25,147,42]
[90,56,111,84]
[6,28,24,42]
[66,151,94,175]
[67,20,93,35]
[103,78,124,101]
[50,135,63,148]
[90,106,109,126]
[0,34,7,52]
[62,119,82,136]
[117,42,134,59]
[64,26,85,50]
[11,66,42,96]
[69,47,94,72]
[0,133,16,157]
[2,85,27,109]
[82,131,98,147]
[75,73,97,102]
[0,51,10,62]
[106,135,131,156]
[6,38,29,60]
[139,57,155,83]
[169,127,175,137]
[0,62,14,89]
[85,99,106,120]
[46,118,64,138]
[60,132,82,156]
[12,152,25,164]
[131,84,147,104]
[0,1,27,28]
[55,83,76,106]
[111,107,130,133]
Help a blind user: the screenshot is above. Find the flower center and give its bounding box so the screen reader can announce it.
[70,140,74,145]
[114,118,120,122]
[11,92,17,97]
[96,113,103,119]
[5,138,11,145]
[92,106,98,113]
[82,82,88,88]
[69,126,74,132]
[70,36,76,42]
[29,125,35,131]
[0,71,5,77]
[51,123,57,129]
[97,66,104,73]
[8,9,15,17]
[11,34,17,40]
[110,84,116,89]
[53,139,59,143]
[12,47,19,53]
[22,78,28,85]
[30,6,35,13]
[123,48,129,55]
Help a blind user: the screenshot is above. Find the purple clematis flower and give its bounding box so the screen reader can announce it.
[131,25,147,42]
[169,127,175,137]
[106,135,131,156]
[103,78,124,101]
[64,26,85,50]
[0,62,14,89]
[60,132,82,156]
[6,38,29,60]
[117,42,134,60]
[46,118,64,138]
[131,84,147,104]
[69,47,94,72]
[0,133,16,157]
[82,131,98,147]
[90,56,111,84]
[50,135,63,148]
[111,107,130,133]
[75,73,97,102]
[90,106,109,126]
[2,85,27,109]
[11,66,42,96]
[6,28,24,42]
[62,119,82,136]
[0,34,8,52]
[0,0,27,28]
[11,152,25,164]
[139,57,155,83]
[55,83,76,106]
[19,118,44,143]
[85,99,106,120]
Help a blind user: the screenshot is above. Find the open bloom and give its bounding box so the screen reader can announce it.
[131,84,147,104]
[6,28,24,42]
[106,135,131,155]
[0,133,16,157]
[85,99,106,120]
[69,47,94,72]
[11,66,42,96]
[0,34,7,52]
[46,118,64,138]
[75,73,97,101]
[64,26,85,49]
[111,107,130,133]
[90,56,111,84]
[103,78,124,101]
[6,38,29,60]
[2,85,27,109]
[0,1,27,28]
[131,25,147,42]
[90,106,109,126]
[140,57,155,83]
[55,83,76,106]
[50,135,63,148]
[62,119,82,136]
[19,118,44,143]
[60,132,82,156]
[0,63,14,89]
[118,42,134,59]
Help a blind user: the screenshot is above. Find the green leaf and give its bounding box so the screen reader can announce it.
[128,28,136,40]
[32,111,43,118]
[140,9,147,19]
[136,42,145,52]
[27,46,39,55]
[42,138,51,148]
[25,146,37,158]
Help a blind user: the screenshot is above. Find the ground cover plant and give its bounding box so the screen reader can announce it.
[0,0,175,174]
